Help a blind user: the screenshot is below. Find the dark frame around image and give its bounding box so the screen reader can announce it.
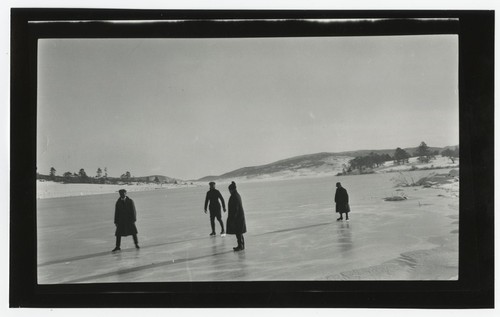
[10,9,494,308]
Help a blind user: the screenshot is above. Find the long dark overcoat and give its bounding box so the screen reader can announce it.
[226,191,247,234]
[114,197,138,237]
[335,187,350,213]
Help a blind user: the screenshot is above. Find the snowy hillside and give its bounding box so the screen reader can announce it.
[197,150,459,183]
[377,155,459,173]
[198,153,353,182]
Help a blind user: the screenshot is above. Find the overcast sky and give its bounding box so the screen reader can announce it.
[37,34,458,180]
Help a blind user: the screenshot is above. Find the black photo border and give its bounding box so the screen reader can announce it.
[10,9,494,308]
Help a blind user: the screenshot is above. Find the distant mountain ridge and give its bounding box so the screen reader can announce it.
[197,145,457,182]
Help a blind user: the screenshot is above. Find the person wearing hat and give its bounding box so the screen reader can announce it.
[334,182,350,221]
[112,189,139,252]
[204,181,226,236]
[226,181,247,251]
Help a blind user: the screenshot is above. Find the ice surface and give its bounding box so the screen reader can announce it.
[37,170,458,283]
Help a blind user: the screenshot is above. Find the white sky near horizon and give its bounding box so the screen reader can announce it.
[37,34,458,180]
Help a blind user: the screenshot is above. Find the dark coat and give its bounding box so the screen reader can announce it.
[114,197,138,236]
[204,189,226,214]
[226,191,247,234]
[335,187,350,213]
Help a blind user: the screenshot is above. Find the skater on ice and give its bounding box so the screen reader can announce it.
[335,182,350,222]
[226,181,247,251]
[112,189,140,252]
[204,181,226,236]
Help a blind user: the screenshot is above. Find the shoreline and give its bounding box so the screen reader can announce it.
[36,181,201,199]
[37,165,459,199]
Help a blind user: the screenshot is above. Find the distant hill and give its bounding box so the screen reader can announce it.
[197,145,456,182]
[337,146,449,157]
[197,152,352,182]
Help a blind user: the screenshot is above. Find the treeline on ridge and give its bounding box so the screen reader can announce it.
[37,167,180,185]
[340,142,459,175]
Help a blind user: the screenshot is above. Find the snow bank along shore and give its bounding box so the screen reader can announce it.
[37,155,458,199]
[36,181,199,199]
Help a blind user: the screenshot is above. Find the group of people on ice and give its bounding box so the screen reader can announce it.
[111,180,349,253]
[203,181,246,251]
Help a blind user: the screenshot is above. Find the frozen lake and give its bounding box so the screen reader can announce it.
[37,171,459,283]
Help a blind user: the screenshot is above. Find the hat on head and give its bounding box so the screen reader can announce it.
[209,181,215,186]
[336,182,341,186]
[119,189,127,194]
[228,181,237,190]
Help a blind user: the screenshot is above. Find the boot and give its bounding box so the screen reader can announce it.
[133,235,140,249]
[233,234,241,251]
[112,236,121,252]
[240,235,245,250]
[234,234,245,251]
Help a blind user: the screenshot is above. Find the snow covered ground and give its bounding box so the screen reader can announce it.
[201,155,458,184]
[37,168,458,283]
[36,180,199,199]
[378,155,458,173]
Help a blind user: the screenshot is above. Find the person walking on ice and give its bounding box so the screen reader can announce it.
[335,182,350,222]
[204,181,226,237]
[226,181,247,251]
[112,189,140,252]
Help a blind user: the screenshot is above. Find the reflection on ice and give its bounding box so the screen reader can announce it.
[337,222,353,255]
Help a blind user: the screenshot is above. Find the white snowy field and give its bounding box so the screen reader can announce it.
[198,155,459,184]
[379,155,458,173]
[36,169,458,283]
[36,180,199,199]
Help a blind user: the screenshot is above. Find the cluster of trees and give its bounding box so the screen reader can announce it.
[342,142,458,175]
[345,152,392,173]
[441,146,460,163]
[414,142,436,163]
[60,167,112,184]
[393,147,411,164]
[39,167,143,184]
[38,166,185,186]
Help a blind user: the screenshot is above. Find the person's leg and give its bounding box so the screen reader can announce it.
[112,236,121,252]
[209,213,216,235]
[337,213,343,221]
[217,215,225,234]
[345,213,349,221]
[133,234,140,248]
[234,234,241,251]
[234,234,245,251]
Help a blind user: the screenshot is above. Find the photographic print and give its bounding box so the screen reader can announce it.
[10,9,493,308]
[36,34,460,284]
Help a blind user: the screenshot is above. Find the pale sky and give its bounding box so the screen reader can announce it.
[37,35,458,180]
